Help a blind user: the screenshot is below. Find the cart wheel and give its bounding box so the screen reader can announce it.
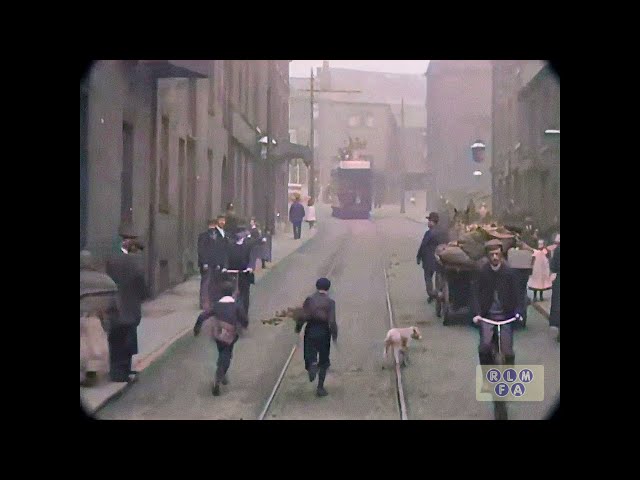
[442,280,452,325]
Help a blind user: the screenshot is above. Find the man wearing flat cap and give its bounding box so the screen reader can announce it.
[417,212,449,304]
[105,223,148,383]
[471,239,524,390]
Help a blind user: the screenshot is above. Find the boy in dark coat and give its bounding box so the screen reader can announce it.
[295,278,338,397]
[225,226,264,319]
[193,281,248,396]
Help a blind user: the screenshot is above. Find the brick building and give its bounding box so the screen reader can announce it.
[491,60,560,231]
[80,60,297,297]
[425,60,493,211]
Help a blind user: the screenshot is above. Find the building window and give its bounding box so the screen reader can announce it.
[313,103,319,119]
[348,115,361,127]
[80,89,89,249]
[159,116,170,213]
[365,114,374,127]
[218,60,225,107]
[190,78,197,134]
[238,65,242,106]
[121,122,134,225]
[289,129,297,144]
[207,149,214,219]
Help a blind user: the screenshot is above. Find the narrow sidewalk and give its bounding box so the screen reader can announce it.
[80,221,320,415]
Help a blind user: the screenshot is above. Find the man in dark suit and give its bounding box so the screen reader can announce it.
[289,195,306,240]
[197,215,229,309]
[105,226,148,383]
[471,240,524,390]
[417,212,449,303]
[197,218,216,310]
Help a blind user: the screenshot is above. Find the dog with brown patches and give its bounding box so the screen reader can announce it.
[383,326,422,367]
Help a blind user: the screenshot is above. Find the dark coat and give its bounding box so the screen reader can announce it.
[417,224,449,272]
[549,245,560,328]
[248,226,265,267]
[105,251,148,328]
[296,291,338,340]
[194,297,249,337]
[197,229,228,271]
[471,262,524,319]
[227,242,255,285]
[289,201,306,223]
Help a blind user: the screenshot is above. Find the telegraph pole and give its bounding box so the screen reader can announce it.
[300,66,361,200]
[309,69,315,199]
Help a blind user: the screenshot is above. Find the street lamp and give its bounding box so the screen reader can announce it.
[471,140,486,164]
[259,135,269,160]
[259,135,277,159]
[471,140,486,176]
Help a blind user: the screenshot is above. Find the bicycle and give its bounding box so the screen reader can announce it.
[221,269,250,297]
[474,315,523,420]
[222,269,253,328]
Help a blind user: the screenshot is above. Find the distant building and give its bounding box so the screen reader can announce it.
[425,60,492,211]
[81,60,297,297]
[491,60,559,230]
[289,62,426,204]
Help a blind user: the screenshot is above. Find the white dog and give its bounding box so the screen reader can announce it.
[383,326,422,367]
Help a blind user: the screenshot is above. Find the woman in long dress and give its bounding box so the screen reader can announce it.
[306,197,317,229]
[528,239,555,302]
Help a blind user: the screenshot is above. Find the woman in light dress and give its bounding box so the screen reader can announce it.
[306,197,317,229]
[528,239,555,302]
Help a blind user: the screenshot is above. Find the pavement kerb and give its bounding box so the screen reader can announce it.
[532,301,551,320]
[87,227,319,416]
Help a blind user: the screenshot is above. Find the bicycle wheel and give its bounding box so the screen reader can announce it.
[492,347,509,420]
[494,400,508,420]
[442,280,451,325]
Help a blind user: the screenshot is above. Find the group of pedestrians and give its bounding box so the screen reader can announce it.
[288,194,316,240]
[416,210,561,385]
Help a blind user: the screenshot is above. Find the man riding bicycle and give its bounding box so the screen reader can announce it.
[471,239,524,391]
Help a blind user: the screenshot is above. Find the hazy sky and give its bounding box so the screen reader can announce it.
[289,60,430,78]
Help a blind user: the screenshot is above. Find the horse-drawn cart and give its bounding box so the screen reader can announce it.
[434,226,532,327]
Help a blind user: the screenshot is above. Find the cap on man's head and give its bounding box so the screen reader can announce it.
[316,277,331,291]
[485,239,503,252]
[426,212,439,223]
